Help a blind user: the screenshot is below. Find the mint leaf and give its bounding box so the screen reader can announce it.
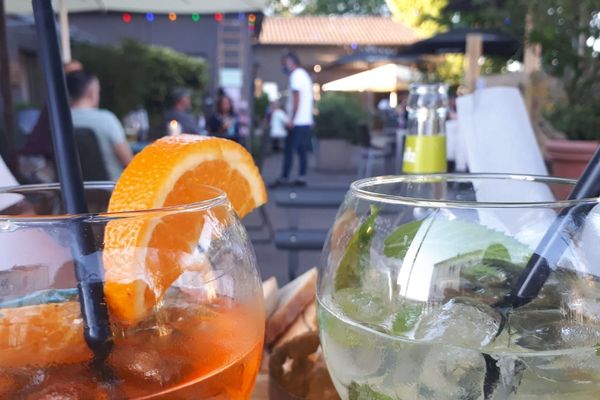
[349,382,394,400]
[392,303,422,334]
[334,206,379,291]
[384,218,532,265]
[383,219,423,259]
[483,243,511,262]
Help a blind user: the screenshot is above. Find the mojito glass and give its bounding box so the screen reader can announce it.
[317,174,600,399]
[0,183,264,399]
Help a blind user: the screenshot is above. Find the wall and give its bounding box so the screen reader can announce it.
[253,44,350,97]
[69,12,222,96]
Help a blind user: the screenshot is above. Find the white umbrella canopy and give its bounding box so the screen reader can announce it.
[5,0,267,14]
[322,63,421,93]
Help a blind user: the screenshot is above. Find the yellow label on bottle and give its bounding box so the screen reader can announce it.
[402,135,447,173]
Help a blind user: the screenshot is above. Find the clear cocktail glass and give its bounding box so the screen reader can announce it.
[0,183,264,399]
[318,174,600,399]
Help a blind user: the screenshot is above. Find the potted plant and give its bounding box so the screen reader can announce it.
[526,1,600,179]
[314,92,366,172]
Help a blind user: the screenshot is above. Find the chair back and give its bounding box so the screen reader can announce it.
[358,123,371,148]
[74,128,110,181]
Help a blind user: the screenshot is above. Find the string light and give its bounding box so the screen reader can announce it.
[191,13,201,22]
[214,13,223,22]
[168,12,177,22]
[122,13,132,24]
[146,13,155,22]
[248,14,257,23]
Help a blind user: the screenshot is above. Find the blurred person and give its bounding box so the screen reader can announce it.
[19,60,84,183]
[67,71,133,181]
[271,52,314,188]
[206,94,240,142]
[269,101,288,152]
[164,88,199,135]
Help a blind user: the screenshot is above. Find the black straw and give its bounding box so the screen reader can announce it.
[511,146,600,307]
[32,0,112,363]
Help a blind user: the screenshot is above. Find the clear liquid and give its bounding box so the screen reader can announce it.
[318,297,600,400]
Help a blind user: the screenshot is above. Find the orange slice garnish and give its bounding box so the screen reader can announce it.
[103,135,267,323]
[0,302,91,368]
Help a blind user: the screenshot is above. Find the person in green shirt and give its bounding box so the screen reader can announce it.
[66,71,133,181]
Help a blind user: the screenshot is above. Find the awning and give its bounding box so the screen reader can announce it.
[327,51,421,70]
[321,64,421,92]
[5,0,267,15]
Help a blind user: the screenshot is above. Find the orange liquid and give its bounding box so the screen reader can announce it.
[0,296,264,399]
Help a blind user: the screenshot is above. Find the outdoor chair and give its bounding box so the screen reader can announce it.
[273,186,346,281]
[74,128,110,182]
[357,123,394,178]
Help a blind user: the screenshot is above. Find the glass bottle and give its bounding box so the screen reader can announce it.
[402,83,449,173]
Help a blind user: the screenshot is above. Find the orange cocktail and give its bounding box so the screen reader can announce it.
[0,293,263,398]
[0,136,267,399]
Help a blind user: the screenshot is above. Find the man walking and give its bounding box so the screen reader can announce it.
[271,52,314,187]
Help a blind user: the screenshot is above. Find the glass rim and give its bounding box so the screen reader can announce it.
[350,173,600,209]
[0,181,229,222]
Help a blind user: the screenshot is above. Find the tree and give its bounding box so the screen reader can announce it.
[266,0,388,15]
[74,41,207,131]
[386,0,448,35]
[440,0,600,139]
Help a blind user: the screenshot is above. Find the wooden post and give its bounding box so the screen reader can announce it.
[59,0,71,62]
[523,9,546,154]
[523,12,542,75]
[0,0,16,170]
[464,33,483,93]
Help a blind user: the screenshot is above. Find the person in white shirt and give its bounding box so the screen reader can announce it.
[271,52,314,187]
[269,101,288,151]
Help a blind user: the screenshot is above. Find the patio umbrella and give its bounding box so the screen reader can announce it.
[4,0,267,61]
[401,28,521,57]
[327,51,421,70]
[322,63,421,92]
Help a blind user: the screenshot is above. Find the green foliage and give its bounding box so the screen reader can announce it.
[267,0,388,15]
[314,93,368,141]
[547,103,600,141]
[387,0,449,35]
[526,1,600,140]
[440,0,600,140]
[348,382,394,400]
[253,93,270,123]
[73,40,207,129]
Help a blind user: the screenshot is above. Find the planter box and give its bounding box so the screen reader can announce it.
[546,138,598,199]
[316,139,354,173]
[546,138,598,178]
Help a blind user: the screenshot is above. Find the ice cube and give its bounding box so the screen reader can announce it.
[0,373,17,397]
[110,347,183,386]
[24,382,110,400]
[333,288,389,325]
[509,309,600,350]
[417,347,485,400]
[414,298,502,348]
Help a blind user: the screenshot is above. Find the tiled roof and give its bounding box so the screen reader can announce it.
[258,16,421,46]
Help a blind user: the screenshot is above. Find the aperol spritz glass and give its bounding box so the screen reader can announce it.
[0,183,264,399]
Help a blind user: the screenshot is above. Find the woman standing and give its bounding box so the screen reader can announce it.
[207,94,240,142]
